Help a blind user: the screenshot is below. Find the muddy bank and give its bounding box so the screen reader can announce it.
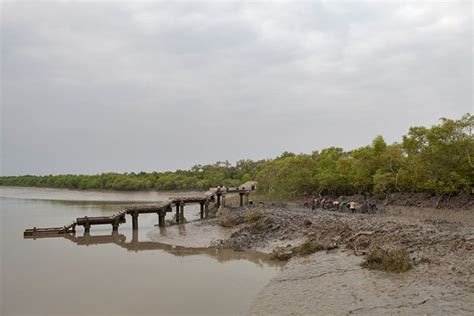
[382,192,474,210]
[249,251,474,315]
[214,205,472,283]
[148,199,474,314]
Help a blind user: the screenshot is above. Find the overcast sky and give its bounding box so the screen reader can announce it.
[1,0,472,176]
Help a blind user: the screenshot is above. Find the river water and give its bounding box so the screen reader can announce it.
[0,187,280,316]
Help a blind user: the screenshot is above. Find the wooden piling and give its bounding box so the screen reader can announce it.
[180,202,185,222]
[199,202,204,219]
[132,229,139,243]
[175,203,180,224]
[204,201,209,218]
[131,212,139,230]
[84,216,91,234]
[158,213,165,227]
[112,222,119,232]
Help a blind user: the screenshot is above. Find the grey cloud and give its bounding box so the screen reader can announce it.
[1,0,472,175]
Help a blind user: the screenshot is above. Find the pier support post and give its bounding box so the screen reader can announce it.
[204,201,209,219]
[131,212,139,230]
[84,216,91,234]
[216,193,221,208]
[199,202,204,219]
[180,202,185,223]
[158,213,165,227]
[239,193,244,207]
[245,193,250,206]
[175,203,180,224]
[112,222,119,233]
[132,229,138,244]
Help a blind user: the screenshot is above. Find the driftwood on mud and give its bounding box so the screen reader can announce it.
[348,231,374,241]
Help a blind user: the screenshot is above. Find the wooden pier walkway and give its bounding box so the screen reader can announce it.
[24,181,257,237]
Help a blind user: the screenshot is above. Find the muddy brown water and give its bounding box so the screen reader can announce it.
[0,187,280,315]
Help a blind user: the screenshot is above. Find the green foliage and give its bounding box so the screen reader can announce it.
[373,170,396,193]
[255,114,472,197]
[1,114,472,196]
[256,154,315,200]
[361,247,412,273]
[0,159,265,192]
[400,114,474,194]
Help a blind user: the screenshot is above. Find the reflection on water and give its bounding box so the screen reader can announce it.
[1,190,280,316]
[57,231,280,267]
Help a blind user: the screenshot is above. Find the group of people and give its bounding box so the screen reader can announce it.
[303,193,376,213]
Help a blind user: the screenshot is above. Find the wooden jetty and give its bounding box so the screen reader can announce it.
[24,181,257,237]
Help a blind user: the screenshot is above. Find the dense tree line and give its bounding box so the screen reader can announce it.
[0,160,260,191]
[1,114,472,198]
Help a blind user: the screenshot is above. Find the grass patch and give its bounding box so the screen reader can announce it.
[249,220,266,233]
[216,207,239,227]
[270,240,324,261]
[244,207,263,223]
[361,247,412,273]
[243,207,267,233]
[294,240,324,256]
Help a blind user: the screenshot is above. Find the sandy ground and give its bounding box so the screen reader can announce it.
[148,202,474,315]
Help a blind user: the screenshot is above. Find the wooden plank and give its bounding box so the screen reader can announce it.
[239,181,257,191]
[76,217,115,225]
[24,227,71,237]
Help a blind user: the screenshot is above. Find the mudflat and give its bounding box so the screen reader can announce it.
[149,198,474,315]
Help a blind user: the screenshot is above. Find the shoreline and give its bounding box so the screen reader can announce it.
[149,201,474,315]
[2,185,473,206]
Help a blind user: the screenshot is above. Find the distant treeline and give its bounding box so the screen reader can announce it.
[1,114,472,199]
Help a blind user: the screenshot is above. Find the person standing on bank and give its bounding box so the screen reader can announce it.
[349,201,357,213]
[303,192,309,208]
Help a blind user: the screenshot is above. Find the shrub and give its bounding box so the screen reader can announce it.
[216,207,239,227]
[248,220,266,233]
[244,207,263,223]
[361,247,412,273]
